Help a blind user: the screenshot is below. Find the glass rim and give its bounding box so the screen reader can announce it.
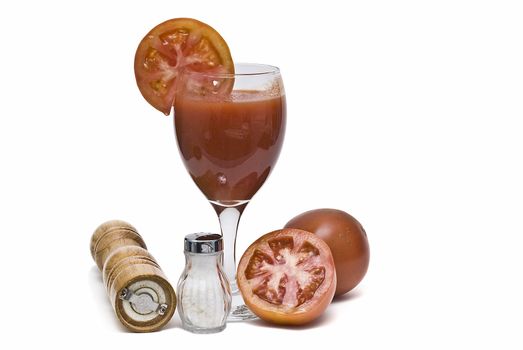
[181,63,280,78]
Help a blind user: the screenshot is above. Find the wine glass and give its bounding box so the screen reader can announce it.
[174,63,286,321]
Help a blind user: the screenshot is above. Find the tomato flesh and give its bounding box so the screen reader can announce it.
[238,229,336,325]
[245,237,326,307]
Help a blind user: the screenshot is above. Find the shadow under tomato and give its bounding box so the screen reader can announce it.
[246,307,336,330]
[331,288,363,304]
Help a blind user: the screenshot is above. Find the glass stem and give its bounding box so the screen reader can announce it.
[212,201,257,321]
[215,204,246,293]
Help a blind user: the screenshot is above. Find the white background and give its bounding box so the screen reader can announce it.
[1,0,522,348]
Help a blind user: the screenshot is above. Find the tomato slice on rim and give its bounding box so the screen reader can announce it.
[237,229,337,325]
[134,18,234,115]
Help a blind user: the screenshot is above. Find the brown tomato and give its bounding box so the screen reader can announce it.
[285,209,369,297]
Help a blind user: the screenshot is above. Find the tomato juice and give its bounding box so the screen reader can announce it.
[174,90,286,202]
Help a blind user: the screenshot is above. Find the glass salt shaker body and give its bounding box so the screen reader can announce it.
[177,233,231,333]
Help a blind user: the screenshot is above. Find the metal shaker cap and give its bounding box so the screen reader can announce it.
[184,233,223,254]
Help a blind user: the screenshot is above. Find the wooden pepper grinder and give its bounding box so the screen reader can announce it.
[90,220,176,332]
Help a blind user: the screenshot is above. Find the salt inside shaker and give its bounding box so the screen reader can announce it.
[177,233,231,333]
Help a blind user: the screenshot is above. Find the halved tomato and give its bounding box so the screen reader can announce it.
[134,18,234,115]
[237,228,337,325]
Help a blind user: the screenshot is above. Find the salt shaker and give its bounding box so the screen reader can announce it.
[177,233,231,333]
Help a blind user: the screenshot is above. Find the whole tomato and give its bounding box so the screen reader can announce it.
[285,209,369,296]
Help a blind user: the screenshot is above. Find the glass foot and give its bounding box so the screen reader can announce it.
[228,292,257,322]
